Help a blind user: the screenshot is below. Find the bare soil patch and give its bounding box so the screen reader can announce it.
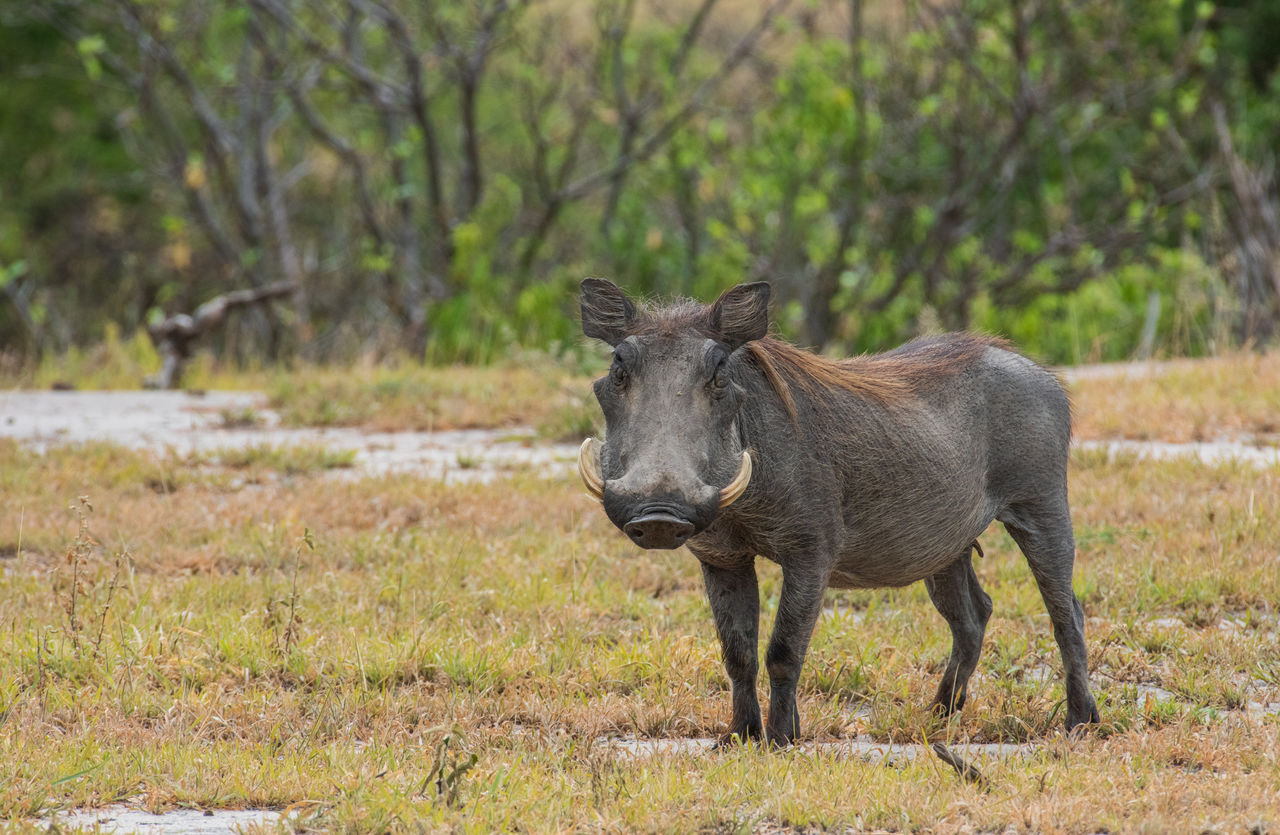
[0,389,579,482]
[48,805,288,834]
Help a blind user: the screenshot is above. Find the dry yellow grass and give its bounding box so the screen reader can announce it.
[261,348,1280,444]
[265,363,597,438]
[1,355,1278,832]
[1068,350,1280,443]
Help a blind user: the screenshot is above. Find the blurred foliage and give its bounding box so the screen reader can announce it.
[0,17,164,351]
[1,0,1279,372]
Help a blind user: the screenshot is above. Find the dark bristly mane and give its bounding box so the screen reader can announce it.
[622,298,1005,420]
[745,335,1006,420]
[626,299,716,340]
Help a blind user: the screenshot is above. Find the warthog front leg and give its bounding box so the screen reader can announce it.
[700,559,763,744]
[763,569,827,746]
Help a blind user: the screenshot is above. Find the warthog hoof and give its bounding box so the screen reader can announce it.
[1065,699,1101,735]
[714,729,763,749]
[931,687,968,716]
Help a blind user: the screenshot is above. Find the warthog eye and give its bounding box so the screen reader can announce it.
[609,358,629,389]
[709,356,728,395]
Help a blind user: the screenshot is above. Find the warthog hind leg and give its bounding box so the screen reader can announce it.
[925,549,993,715]
[1002,502,1101,732]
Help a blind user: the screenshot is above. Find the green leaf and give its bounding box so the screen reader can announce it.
[0,259,28,288]
[75,35,105,57]
[76,36,106,81]
[52,761,104,786]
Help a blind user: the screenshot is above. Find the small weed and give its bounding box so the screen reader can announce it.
[418,730,479,808]
[806,653,871,699]
[217,406,263,429]
[51,497,127,661]
[264,529,313,664]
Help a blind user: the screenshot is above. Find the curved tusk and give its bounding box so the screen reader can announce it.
[718,450,753,508]
[577,438,604,502]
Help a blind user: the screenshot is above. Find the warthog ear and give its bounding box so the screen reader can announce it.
[710,282,770,350]
[580,278,637,346]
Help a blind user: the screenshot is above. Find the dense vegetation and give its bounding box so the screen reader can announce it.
[2,0,1279,369]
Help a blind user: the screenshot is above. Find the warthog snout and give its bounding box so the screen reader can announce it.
[579,438,754,549]
[623,511,695,549]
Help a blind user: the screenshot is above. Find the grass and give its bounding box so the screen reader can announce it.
[13,328,1277,445]
[1067,349,1280,443]
[0,326,271,393]
[262,346,1280,443]
[265,362,598,440]
[189,443,357,476]
[1,355,1279,832]
[0,330,602,440]
[2,378,1280,832]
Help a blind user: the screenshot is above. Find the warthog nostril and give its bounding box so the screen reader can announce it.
[624,512,695,550]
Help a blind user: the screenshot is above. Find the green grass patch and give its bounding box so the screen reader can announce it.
[266,363,599,438]
[191,443,357,475]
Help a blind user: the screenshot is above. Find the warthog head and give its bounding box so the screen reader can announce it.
[577,279,764,549]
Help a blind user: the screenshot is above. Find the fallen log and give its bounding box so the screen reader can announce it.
[145,281,297,389]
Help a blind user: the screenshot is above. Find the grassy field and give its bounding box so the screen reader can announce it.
[1,356,1279,832]
[1067,353,1280,444]
[6,328,1278,443]
[0,329,601,440]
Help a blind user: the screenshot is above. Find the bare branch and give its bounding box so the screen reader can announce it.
[252,0,407,101]
[599,0,639,234]
[560,0,794,203]
[147,281,297,388]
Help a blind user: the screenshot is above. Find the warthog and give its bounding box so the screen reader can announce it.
[577,278,1099,745]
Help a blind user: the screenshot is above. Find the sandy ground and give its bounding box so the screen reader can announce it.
[1075,438,1280,466]
[3,387,1278,476]
[0,389,580,483]
[604,734,1036,763]
[48,806,289,835]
